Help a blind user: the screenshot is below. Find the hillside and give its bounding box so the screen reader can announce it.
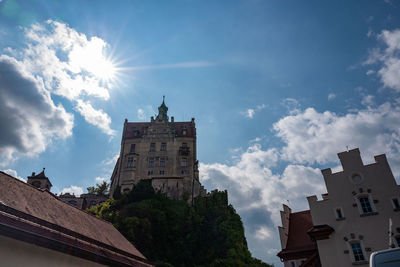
[89,180,273,267]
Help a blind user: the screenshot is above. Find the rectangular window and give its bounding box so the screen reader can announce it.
[150,143,155,152]
[159,170,165,175]
[149,157,154,167]
[127,157,135,167]
[336,208,344,219]
[181,157,188,167]
[130,144,136,153]
[160,157,166,167]
[392,198,400,209]
[396,236,400,247]
[351,242,365,262]
[148,170,153,176]
[160,142,167,151]
[359,197,373,213]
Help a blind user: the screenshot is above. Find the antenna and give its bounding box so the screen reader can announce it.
[389,218,393,248]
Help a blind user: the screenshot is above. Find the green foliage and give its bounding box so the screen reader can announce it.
[89,180,272,267]
[87,181,110,196]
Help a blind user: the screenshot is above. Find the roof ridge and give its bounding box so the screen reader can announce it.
[0,171,115,227]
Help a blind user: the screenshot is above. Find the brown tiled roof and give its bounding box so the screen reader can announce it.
[124,121,195,139]
[0,171,151,266]
[277,210,318,261]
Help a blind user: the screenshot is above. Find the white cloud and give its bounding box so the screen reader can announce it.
[241,104,266,119]
[366,29,400,92]
[243,108,255,119]
[328,93,336,100]
[255,226,273,240]
[366,69,375,75]
[361,95,375,106]
[75,100,115,135]
[0,55,74,164]
[2,169,25,182]
[137,108,146,120]
[95,177,107,183]
[281,98,300,114]
[60,185,83,196]
[2,20,116,138]
[273,103,400,177]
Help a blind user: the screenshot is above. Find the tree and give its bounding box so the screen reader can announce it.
[87,181,110,196]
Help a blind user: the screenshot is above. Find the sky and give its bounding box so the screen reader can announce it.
[1,0,400,265]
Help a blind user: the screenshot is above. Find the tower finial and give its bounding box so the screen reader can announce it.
[163,95,165,103]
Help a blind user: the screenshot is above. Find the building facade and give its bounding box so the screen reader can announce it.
[307,148,400,266]
[278,148,400,267]
[110,97,205,202]
[0,171,151,266]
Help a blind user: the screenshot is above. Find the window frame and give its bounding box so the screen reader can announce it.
[391,197,400,210]
[334,207,345,220]
[355,194,376,215]
[160,142,167,151]
[348,240,367,263]
[150,143,156,152]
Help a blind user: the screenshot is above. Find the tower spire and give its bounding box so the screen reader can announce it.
[156,95,169,122]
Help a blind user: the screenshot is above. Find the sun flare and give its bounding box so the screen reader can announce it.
[69,38,119,82]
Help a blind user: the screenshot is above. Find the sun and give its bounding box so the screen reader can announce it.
[69,38,119,82]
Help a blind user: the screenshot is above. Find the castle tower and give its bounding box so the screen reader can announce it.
[110,97,205,202]
[27,168,52,191]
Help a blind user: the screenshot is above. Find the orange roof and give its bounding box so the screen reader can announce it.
[0,171,152,266]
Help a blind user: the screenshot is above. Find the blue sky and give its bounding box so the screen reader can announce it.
[1,0,400,265]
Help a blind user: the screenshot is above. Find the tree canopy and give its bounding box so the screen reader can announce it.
[89,180,272,267]
[87,181,109,196]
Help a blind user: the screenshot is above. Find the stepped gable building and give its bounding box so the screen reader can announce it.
[277,148,400,267]
[110,97,205,201]
[0,171,151,266]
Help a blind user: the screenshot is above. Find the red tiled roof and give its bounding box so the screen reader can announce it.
[0,171,151,266]
[124,121,195,139]
[277,210,318,261]
[286,210,315,249]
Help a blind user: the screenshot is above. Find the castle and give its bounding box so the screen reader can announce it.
[110,97,206,202]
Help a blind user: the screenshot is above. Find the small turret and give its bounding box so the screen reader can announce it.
[27,168,52,191]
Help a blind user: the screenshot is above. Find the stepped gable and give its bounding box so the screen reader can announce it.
[0,171,151,266]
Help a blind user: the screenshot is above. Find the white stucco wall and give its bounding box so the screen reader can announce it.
[0,235,106,267]
[307,150,400,267]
